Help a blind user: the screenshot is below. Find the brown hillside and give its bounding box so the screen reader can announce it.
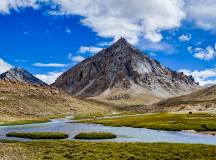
[0,80,114,118]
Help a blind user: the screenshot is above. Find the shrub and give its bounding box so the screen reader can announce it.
[6,132,68,139]
[74,132,117,139]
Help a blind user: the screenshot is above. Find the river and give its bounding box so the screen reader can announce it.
[1,116,216,145]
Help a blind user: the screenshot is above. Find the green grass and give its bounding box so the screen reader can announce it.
[74,113,107,120]
[74,132,117,139]
[0,115,67,126]
[0,119,50,126]
[74,111,138,120]
[1,140,216,160]
[6,132,68,139]
[78,113,216,131]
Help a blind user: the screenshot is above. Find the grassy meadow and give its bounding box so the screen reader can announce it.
[0,117,50,126]
[0,115,67,126]
[0,140,216,160]
[77,113,216,131]
[74,111,138,120]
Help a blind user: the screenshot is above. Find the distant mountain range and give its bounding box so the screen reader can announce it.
[52,38,200,101]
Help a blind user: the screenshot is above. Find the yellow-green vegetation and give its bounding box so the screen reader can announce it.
[74,132,116,139]
[0,118,49,126]
[74,113,108,120]
[74,111,138,120]
[0,115,66,126]
[78,113,216,131]
[0,140,33,160]
[0,140,216,160]
[6,132,68,139]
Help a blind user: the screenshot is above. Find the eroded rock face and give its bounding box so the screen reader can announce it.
[0,67,47,86]
[53,38,200,98]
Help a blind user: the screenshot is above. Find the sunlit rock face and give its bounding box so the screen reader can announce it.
[0,67,47,86]
[53,38,200,98]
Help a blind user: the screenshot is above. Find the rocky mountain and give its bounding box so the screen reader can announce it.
[129,84,216,113]
[149,84,216,113]
[0,67,47,86]
[53,38,200,100]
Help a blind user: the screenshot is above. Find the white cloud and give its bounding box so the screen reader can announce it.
[193,44,216,60]
[65,27,71,34]
[0,0,39,14]
[4,0,216,45]
[79,46,103,54]
[137,40,175,54]
[187,46,192,53]
[188,44,216,60]
[33,63,67,67]
[71,56,85,63]
[149,52,157,57]
[68,53,85,63]
[178,34,191,42]
[15,59,25,62]
[179,68,216,86]
[186,0,216,30]
[97,41,112,47]
[51,0,185,43]
[35,71,63,84]
[0,58,13,74]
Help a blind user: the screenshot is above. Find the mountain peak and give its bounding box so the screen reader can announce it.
[53,39,200,98]
[95,37,137,58]
[11,67,26,72]
[115,37,128,44]
[0,67,47,86]
[6,67,32,76]
[111,37,133,48]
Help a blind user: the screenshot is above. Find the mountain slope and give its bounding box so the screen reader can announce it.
[53,38,200,101]
[0,80,113,119]
[150,85,216,112]
[127,85,216,113]
[0,67,47,86]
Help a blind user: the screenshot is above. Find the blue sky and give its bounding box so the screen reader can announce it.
[0,0,216,85]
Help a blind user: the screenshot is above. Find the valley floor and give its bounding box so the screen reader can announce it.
[0,140,216,160]
[77,112,216,132]
[1,113,216,159]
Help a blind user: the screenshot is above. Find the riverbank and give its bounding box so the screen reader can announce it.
[2,115,216,144]
[73,111,139,120]
[0,115,67,126]
[77,113,216,131]
[0,140,216,160]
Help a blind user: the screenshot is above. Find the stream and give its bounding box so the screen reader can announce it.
[1,116,216,145]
